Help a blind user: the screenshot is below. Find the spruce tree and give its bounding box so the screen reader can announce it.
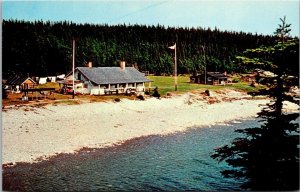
[211,17,299,190]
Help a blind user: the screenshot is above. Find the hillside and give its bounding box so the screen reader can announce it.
[3,20,277,78]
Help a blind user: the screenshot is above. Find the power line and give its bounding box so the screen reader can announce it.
[110,0,170,23]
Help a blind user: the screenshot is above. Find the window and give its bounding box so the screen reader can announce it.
[78,73,81,80]
[137,83,143,87]
[119,83,126,88]
[128,83,134,87]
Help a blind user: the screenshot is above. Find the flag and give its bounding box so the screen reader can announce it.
[168,43,176,49]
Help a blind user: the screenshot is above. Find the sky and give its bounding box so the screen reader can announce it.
[2,0,299,36]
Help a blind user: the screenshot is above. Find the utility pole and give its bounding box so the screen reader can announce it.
[174,43,177,91]
[201,45,207,84]
[72,39,75,99]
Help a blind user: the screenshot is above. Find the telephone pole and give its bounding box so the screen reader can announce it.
[72,39,75,99]
[174,43,177,91]
[201,45,207,84]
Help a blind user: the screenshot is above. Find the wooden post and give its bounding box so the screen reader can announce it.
[72,39,75,99]
[174,43,177,91]
[201,45,207,85]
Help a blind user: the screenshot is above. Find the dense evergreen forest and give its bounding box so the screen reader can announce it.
[3,19,281,78]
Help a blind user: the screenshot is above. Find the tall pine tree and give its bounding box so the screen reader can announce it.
[211,17,299,190]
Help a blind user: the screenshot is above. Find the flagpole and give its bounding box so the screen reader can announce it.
[174,43,177,91]
[168,43,177,91]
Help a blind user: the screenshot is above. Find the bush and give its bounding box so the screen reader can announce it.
[204,89,210,96]
[136,95,145,100]
[2,86,7,99]
[152,87,160,98]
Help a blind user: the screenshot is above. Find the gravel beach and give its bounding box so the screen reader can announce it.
[2,90,298,164]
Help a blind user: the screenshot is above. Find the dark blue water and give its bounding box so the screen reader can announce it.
[3,119,260,191]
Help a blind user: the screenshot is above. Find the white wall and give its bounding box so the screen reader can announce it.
[90,85,105,95]
[75,83,90,94]
[38,77,47,84]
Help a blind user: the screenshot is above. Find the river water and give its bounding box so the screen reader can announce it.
[3,119,260,191]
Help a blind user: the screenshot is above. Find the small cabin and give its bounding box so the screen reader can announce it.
[190,72,228,85]
[5,76,37,93]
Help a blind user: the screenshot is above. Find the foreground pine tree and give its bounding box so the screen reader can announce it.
[211,17,299,190]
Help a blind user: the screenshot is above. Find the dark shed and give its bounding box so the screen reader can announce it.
[190,72,228,85]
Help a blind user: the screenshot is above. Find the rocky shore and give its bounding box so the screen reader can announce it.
[2,89,298,165]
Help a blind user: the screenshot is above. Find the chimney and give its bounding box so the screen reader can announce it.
[88,61,92,68]
[132,63,138,70]
[120,61,126,70]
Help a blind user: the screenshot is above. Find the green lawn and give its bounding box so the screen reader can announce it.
[36,82,61,91]
[35,76,263,97]
[145,75,263,96]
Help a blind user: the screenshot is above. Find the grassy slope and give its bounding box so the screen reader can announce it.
[146,76,262,96]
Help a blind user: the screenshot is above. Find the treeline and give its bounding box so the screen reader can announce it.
[3,19,279,78]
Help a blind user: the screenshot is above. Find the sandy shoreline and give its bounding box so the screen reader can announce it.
[2,90,298,164]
